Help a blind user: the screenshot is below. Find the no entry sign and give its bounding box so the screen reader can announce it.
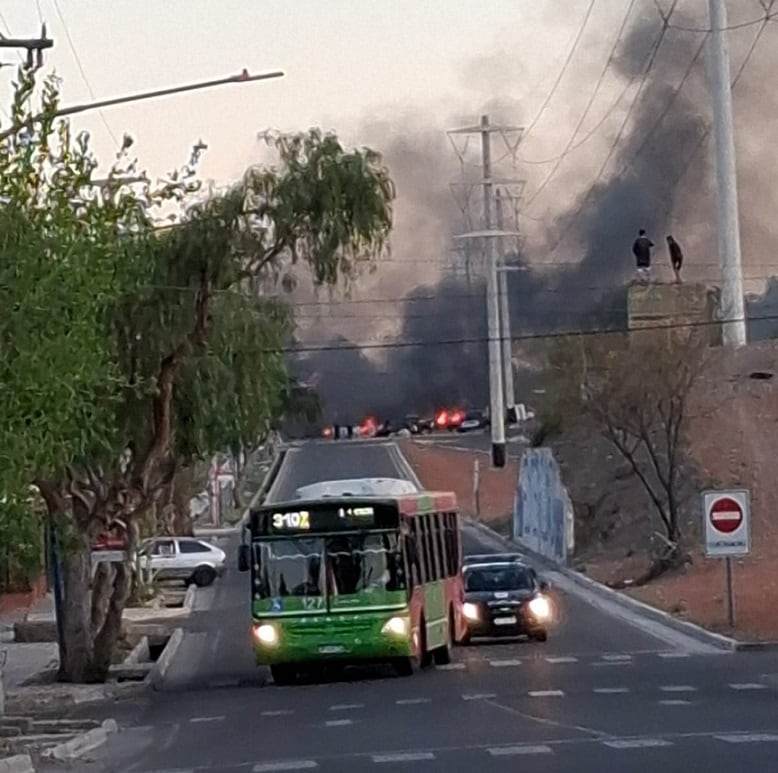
[702,489,750,557]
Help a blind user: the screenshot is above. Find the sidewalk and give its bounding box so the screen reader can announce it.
[1,595,58,690]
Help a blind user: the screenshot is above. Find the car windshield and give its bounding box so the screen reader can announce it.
[464,565,534,592]
[253,533,405,600]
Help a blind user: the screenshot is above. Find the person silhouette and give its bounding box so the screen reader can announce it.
[632,229,654,283]
[666,234,684,283]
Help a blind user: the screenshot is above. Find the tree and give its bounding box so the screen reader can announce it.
[58,130,392,680]
[546,328,707,580]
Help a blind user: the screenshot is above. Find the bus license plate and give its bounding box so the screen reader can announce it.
[494,616,516,626]
[319,645,345,654]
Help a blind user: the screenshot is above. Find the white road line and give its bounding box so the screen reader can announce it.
[462,692,497,700]
[715,733,778,743]
[529,690,565,697]
[660,685,697,693]
[329,703,365,711]
[488,745,553,756]
[261,710,295,717]
[730,683,768,690]
[593,687,630,694]
[545,656,578,664]
[325,719,354,727]
[396,698,431,705]
[603,738,672,749]
[600,654,633,661]
[188,715,225,723]
[659,699,692,706]
[372,752,435,763]
[253,762,318,772]
[437,662,466,670]
[489,659,522,667]
[659,652,690,659]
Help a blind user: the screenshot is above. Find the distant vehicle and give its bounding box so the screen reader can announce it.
[294,478,419,499]
[457,409,489,433]
[407,414,434,434]
[460,555,552,644]
[137,537,227,587]
[238,484,466,685]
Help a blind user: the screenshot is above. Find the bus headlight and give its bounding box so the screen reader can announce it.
[462,602,480,621]
[253,623,279,647]
[528,595,551,621]
[381,616,409,636]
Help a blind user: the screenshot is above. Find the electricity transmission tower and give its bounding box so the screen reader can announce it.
[447,115,524,468]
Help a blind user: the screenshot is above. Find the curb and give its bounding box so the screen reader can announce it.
[183,584,196,614]
[388,443,423,490]
[44,719,118,763]
[145,627,184,692]
[0,755,34,773]
[463,517,747,653]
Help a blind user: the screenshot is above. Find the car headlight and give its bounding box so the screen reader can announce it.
[528,595,551,621]
[253,623,279,646]
[381,616,409,636]
[462,602,480,621]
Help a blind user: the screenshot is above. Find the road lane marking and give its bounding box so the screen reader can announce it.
[603,738,672,749]
[529,689,565,697]
[188,715,225,723]
[253,762,318,772]
[488,745,553,756]
[489,659,522,667]
[329,704,364,711]
[261,710,295,716]
[659,700,692,705]
[462,692,497,700]
[396,698,431,705]
[660,685,696,692]
[730,683,768,690]
[545,656,578,664]
[437,662,465,670]
[372,752,435,763]
[658,652,690,658]
[593,687,630,694]
[600,654,633,661]
[325,719,354,727]
[715,733,778,743]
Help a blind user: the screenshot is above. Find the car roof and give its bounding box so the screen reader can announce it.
[463,552,526,565]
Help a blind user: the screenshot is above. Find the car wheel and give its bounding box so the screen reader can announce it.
[532,629,548,643]
[192,566,217,587]
[270,664,297,686]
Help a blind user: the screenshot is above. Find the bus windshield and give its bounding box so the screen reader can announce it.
[252,532,406,613]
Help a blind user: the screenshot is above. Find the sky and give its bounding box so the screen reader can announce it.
[1,0,551,182]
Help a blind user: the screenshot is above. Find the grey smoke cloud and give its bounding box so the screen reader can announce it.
[294,1,778,420]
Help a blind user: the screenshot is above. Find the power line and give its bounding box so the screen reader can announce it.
[524,0,638,209]
[50,0,120,146]
[518,0,597,143]
[277,310,778,355]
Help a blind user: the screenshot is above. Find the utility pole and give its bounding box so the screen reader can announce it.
[495,189,516,419]
[449,115,523,468]
[707,0,746,347]
[0,24,52,70]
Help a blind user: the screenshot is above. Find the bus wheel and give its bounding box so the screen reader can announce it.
[432,612,453,665]
[270,664,297,686]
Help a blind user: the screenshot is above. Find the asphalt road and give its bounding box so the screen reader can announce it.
[89,441,778,773]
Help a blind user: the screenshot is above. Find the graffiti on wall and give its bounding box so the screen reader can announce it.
[513,447,574,564]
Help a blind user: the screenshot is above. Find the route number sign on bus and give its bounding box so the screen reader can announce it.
[702,489,750,558]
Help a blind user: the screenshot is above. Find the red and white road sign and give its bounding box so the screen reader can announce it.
[702,489,750,558]
[708,497,743,534]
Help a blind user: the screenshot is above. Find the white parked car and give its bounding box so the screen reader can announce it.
[137,537,226,587]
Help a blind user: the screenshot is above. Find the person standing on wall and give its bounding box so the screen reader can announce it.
[632,229,654,283]
[666,234,684,283]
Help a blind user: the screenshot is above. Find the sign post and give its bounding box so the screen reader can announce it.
[702,489,750,629]
[473,459,481,520]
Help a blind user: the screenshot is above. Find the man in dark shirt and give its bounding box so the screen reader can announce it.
[666,234,684,283]
[632,229,654,283]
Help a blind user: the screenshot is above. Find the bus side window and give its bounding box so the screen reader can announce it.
[402,532,420,592]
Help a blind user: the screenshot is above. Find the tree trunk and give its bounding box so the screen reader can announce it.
[91,562,130,678]
[171,466,195,536]
[58,537,101,683]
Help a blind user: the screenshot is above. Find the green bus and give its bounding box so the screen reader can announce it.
[237,482,466,684]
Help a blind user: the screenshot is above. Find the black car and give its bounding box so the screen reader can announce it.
[460,556,551,643]
[457,409,489,433]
